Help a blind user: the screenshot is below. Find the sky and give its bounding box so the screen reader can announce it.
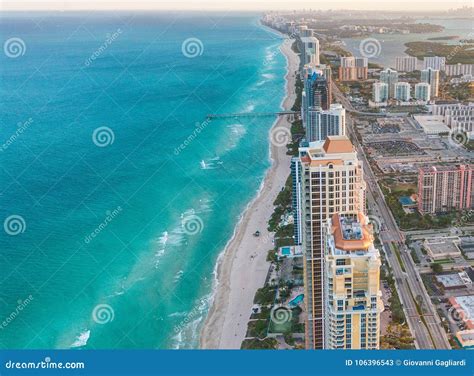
[1,0,471,11]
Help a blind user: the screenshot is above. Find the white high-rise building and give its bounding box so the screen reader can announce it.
[380,68,398,98]
[307,104,345,142]
[394,82,411,101]
[445,63,474,76]
[372,82,388,103]
[395,56,418,72]
[301,36,320,66]
[421,68,440,98]
[323,212,383,350]
[295,136,366,349]
[423,56,446,71]
[414,82,431,102]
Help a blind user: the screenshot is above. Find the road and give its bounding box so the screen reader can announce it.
[332,82,451,349]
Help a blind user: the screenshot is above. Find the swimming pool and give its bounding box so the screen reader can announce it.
[281,247,291,256]
[288,294,304,307]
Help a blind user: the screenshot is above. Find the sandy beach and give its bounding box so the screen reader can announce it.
[200,37,299,349]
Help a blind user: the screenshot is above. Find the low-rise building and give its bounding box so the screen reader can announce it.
[422,236,462,261]
[448,295,474,330]
[455,329,474,349]
[413,115,450,135]
[436,271,472,289]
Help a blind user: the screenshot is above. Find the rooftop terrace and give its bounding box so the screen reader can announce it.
[331,212,374,252]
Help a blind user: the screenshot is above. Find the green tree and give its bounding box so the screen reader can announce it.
[431,263,443,273]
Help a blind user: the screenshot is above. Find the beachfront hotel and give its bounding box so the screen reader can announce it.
[307,104,346,142]
[300,36,320,67]
[293,136,366,349]
[302,65,332,127]
[323,212,383,349]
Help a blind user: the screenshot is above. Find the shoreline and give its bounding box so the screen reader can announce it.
[200,35,299,349]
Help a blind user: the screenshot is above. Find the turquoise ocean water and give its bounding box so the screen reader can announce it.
[0,12,286,349]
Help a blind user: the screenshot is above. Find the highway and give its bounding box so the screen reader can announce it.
[332,82,451,349]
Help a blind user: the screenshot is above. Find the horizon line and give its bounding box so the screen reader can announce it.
[1,7,470,12]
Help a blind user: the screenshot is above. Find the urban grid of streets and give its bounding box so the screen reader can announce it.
[332,81,451,349]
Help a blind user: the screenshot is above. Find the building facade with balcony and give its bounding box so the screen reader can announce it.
[323,212,382,349]
[295,136,366,349]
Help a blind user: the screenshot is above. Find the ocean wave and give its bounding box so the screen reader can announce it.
[169,294,211,349]
[70,329,90,348]
[154,229,185,268]
[155,198,214,268]
[173,269,184,283]
[225,123,247,150]
[200,157,222,170]
[168,311,186,318]
[245,103,255,112]
[197,197,214,213]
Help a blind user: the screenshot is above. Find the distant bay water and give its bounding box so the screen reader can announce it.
[341,18,473,68]
[0,12,286,349]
